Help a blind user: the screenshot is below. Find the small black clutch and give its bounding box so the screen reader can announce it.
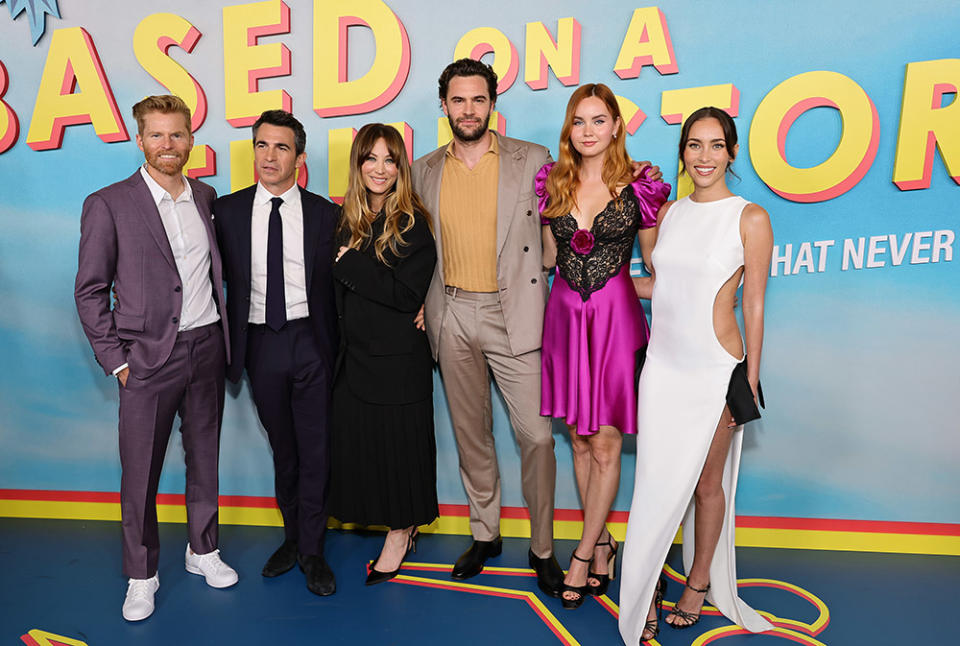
[635,344,648,385]
[726,359,765,425]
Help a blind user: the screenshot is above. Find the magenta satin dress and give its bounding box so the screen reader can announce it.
[537,163,670,435]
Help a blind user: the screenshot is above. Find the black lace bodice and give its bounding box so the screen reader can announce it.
[550,186,641,301]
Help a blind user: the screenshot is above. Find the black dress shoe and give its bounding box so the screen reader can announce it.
[261,540,298,577]
[528,549,564,598]
[451,537,502,580]
[298,554,336,596]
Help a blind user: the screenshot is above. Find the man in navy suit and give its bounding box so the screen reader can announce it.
[75,95,237,622]
[214,110,339,596]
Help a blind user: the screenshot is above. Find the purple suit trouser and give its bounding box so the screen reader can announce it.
[118,322,226,579]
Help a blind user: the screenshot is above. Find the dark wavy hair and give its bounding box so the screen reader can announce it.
[679,106,738,177]
[438,58,499,104]
[252,109,306,156]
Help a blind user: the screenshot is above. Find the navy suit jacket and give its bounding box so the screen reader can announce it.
[214,184,339,383]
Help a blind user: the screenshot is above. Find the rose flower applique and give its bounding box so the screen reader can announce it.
[570,228,595,255]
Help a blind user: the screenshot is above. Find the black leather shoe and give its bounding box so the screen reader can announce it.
[261,540,298,577]
[366,528,419,586]
[451,537,502,580]
[298,554,336,596]
[528,549,564,598]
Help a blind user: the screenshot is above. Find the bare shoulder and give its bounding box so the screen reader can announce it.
[740,202,773,244]
[741,201,770,224]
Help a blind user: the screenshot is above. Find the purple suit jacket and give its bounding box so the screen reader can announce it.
[74,170,230,379]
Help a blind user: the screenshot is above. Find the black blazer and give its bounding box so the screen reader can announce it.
[214,184,339,383]
[332,211,436,405]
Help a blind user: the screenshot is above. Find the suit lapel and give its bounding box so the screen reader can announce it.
[191,179,220,268]
[127,171,177,272]
[496,136,525,257]
[422,149,446,282]
[238,187,256,290]
[300,188,320,294]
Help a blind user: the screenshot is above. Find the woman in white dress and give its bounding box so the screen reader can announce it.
[618,107,774,644]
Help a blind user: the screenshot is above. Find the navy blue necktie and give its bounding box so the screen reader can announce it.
[265,196,286,331]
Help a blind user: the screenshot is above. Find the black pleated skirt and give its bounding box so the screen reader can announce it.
[328,373,439,529]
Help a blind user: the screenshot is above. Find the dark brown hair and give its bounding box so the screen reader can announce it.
[679,106,738,177]
[253,109,306,156]
[438,58,498,104]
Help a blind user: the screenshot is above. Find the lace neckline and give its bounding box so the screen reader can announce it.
[565,185,630,232]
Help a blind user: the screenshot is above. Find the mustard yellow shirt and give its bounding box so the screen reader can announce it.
[438,133,500,292]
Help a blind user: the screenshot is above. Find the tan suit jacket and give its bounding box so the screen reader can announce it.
[412,134,551,360]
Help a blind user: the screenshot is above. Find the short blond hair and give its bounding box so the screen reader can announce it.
[132,95,192,135]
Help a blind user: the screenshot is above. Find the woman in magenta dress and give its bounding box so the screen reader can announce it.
[538,83,670,609]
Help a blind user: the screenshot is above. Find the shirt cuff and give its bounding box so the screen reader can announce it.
[112,363,129,376]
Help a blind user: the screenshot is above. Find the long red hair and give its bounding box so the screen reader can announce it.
[542,83,632,220]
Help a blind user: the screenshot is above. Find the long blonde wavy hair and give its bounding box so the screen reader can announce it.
[338,123,432,264]
[542,83,632,220]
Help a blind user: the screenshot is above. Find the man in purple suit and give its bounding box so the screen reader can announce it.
[75,95,237,622]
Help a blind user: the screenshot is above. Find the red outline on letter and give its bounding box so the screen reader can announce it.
[155,25,207,132]
[895,82,960,190]
[470,41,519,95]
[525,19,581,91]
[227,1,292,128]
[296,162,309,189]
[615,9,678,79]
[624,108,646,135]
[315,10,411,117]
[0,60,20,153]
[773,96,880,202]
[186,145,216,179]
[28,28,129,151]
[661,87,739,125]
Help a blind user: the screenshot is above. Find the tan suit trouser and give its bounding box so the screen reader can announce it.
[436,287,556,557]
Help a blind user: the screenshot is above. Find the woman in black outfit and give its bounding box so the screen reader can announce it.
[328,123,438,584]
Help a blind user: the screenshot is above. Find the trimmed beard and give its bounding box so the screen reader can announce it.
[448,115,489,143]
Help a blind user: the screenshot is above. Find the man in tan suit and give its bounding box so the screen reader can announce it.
[411,59,563,596]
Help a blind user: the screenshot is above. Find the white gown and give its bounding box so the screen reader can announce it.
[618,195,772,644]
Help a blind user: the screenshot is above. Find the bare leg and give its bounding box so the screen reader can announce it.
[641,576,665,642]
[373,525,416,572]
[563,425,622,602]
[666,405,736,626]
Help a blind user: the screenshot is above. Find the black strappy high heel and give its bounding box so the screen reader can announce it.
[586,535,618,596]
[666,580,711,629]
[640,575,666,644]
[560,550,593,609]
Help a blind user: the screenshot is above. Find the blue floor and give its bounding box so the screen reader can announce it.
[1,518,955,645]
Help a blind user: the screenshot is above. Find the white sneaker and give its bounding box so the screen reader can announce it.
[184,544,239,588]
[122,573,159,621]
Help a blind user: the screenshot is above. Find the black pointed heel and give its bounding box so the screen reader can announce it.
[365,527,418,586]
[560,550,593,610]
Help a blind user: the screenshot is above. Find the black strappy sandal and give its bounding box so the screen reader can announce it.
[560,550,593,610]
[666,581,711,629]
[586,535,619,596]
[640,575,666,644]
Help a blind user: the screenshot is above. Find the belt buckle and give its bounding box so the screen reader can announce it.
[445,285,458,298]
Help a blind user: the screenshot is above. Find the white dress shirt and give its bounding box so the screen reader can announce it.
[139,166,220,332]
[249,181,309,324]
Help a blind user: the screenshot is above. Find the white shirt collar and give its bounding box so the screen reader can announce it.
[255,181,301,209]
[140,165,192,206]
